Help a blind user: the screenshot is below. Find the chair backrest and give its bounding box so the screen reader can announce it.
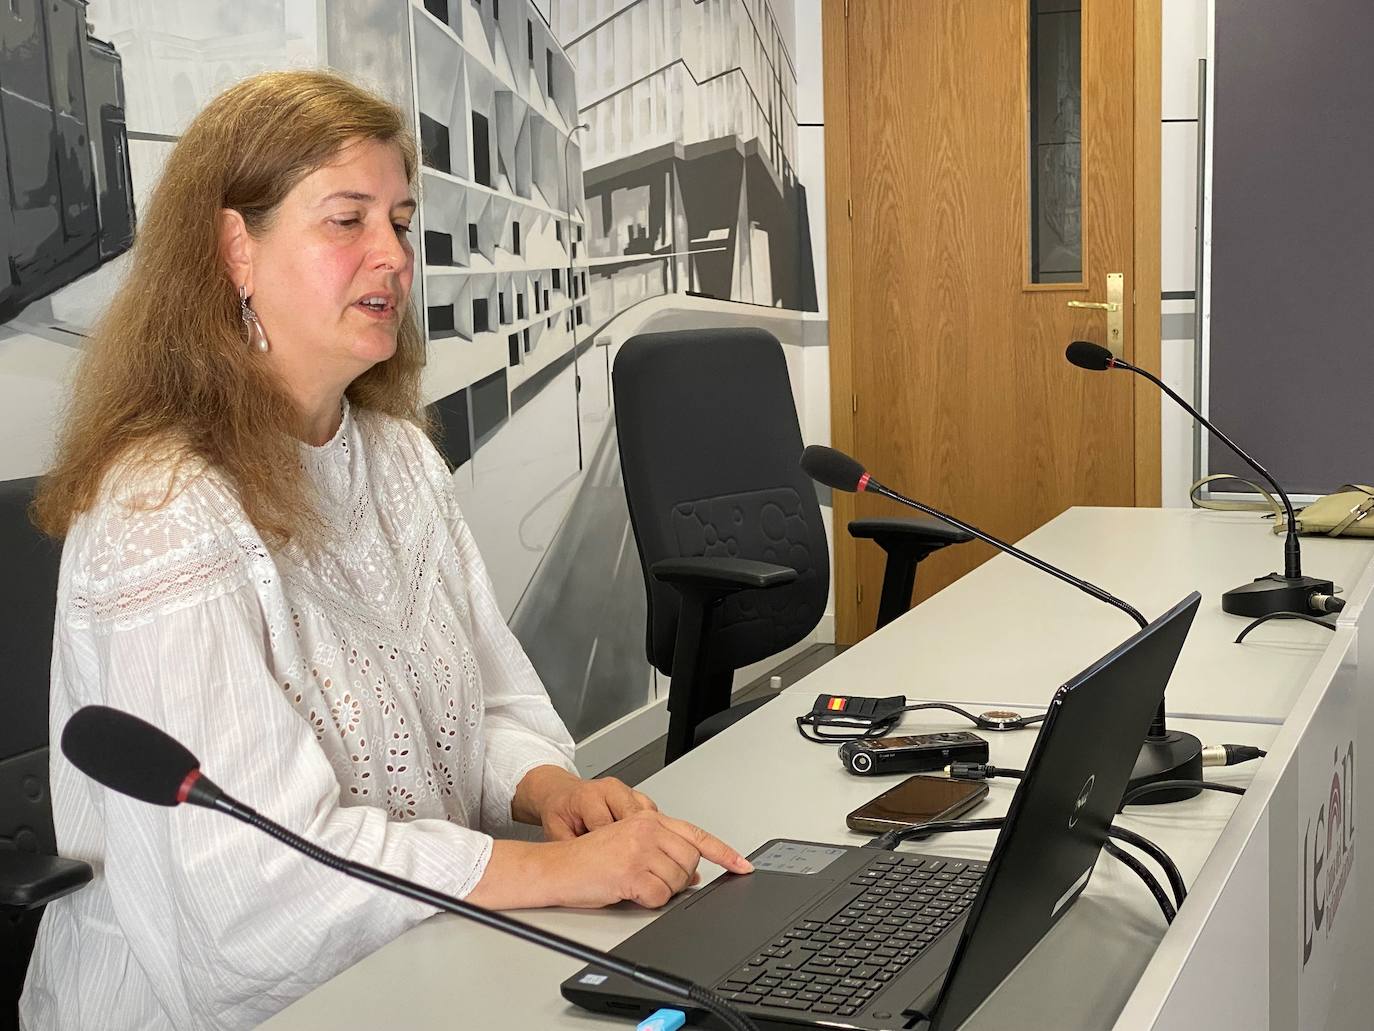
[614,328,829,676]
[0,477,62,1026]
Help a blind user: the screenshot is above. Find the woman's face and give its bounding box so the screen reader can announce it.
[241,139,416,385]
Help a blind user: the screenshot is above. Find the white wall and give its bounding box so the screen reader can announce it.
[792,0,834,639]
[1159,0,1210,507]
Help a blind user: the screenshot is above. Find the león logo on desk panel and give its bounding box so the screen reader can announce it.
[1303,739,1356,966]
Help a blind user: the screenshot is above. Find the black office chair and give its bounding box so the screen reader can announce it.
[614,328,971,763]
[0,478,92,1029]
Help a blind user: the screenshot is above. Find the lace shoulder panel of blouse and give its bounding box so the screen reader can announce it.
[64,454,267,634]
[354,409,454,496]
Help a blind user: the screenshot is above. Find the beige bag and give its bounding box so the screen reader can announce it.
[1189,475,1374,538]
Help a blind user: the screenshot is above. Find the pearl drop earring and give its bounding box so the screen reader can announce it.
[238,284,270,353]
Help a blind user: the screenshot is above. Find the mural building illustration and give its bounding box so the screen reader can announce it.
[0,0,827,743]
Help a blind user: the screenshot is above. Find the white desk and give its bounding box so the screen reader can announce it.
[264,507,1374,1030]
[821,507,1374,725]
[264,711,1271,1031]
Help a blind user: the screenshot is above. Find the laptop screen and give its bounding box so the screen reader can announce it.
[927,593,1199,1030]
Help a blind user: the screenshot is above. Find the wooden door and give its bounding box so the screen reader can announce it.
[825,0,1161,642]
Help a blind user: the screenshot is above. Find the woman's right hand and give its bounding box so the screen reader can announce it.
[467,810,753,910]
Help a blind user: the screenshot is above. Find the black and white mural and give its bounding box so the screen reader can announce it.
[0,1,133,330]
[0,0,830,752]
[0,0,339,480]
[437,0,825,742]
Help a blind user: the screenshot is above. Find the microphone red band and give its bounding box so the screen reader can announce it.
[176,769,203,805]
[857,472,871,493]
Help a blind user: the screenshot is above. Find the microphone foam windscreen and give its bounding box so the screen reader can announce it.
[1065,341,1114,371]
[61,706,200,806]
[801,445,867,492]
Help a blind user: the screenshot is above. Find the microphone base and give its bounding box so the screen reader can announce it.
[1221,573,1335,618]
[1128,731,1205,804]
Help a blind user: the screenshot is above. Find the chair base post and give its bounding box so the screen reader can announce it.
[874,555,920,630]
[664,591,717,764]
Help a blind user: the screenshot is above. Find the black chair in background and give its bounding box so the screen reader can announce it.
[0,478,91,1028]
[614,328,971,763]
[849,517,973,631]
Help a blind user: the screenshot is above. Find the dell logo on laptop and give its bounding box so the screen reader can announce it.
[1069,774,1096,828]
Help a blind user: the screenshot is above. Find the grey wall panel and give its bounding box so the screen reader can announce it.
[1209,0,1374,493]
[325,0,414,116]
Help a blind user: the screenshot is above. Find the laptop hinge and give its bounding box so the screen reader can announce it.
[901,974,943,1030]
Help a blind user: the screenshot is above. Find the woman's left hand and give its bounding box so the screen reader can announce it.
[516,766,659,841]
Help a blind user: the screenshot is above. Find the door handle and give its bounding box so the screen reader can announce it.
[1066,273,1125,356]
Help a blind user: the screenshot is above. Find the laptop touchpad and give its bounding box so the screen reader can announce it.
[613,866,848,981]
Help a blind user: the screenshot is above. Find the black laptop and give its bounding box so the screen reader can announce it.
[563,592,1201,1030]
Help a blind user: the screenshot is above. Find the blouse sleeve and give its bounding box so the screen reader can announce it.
[54,473,502,1027]
[449,513,579,835]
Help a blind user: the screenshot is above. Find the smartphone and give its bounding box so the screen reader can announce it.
[845,774,989,834]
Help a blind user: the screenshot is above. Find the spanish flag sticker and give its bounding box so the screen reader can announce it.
[827,697,848,711]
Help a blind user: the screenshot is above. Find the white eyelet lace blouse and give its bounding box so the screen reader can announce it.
[20,400,577,1031]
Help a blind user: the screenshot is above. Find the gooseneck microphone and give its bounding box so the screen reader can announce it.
[803,446,1148,630]
[1065,341,1339,620]
[60,706,759,1031]
[803,445,1203,803]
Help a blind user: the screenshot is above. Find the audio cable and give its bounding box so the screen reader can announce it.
[932,761,1265,910]
[943,763,1025,781]
[1117,780,1246,808]
[1109,824,1186,908]
[946,743,1264,786]
[1236,610,1337,644]
[864,817,1182,924]
[1103,841,1175,923]
[870,750,1269,916]
[796,702,1046,744]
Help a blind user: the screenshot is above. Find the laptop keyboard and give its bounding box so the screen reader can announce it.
[713,853,988,1018]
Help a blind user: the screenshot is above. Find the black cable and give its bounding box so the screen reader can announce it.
[796,702,1045,743]
[899,703,1046,732]
[878,791,1193,906]
[865,816,1006,851]
[795,717,897,743]
[1103,841,1175,924]
[1235,610,1336,644]
[1108,825,1186,909]
[864,815,1182,924]
[945,763,1025,781]
[875,772,1212,903]
[1119,780,1245,810]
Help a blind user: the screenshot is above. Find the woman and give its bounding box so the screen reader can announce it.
[21,70,751,1030]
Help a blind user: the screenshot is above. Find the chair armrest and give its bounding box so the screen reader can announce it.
[0,851,94,911]
[651,556,798,593]
[848,517,974,549]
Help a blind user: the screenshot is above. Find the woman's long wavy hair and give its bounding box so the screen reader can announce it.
[33,70,428,546]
